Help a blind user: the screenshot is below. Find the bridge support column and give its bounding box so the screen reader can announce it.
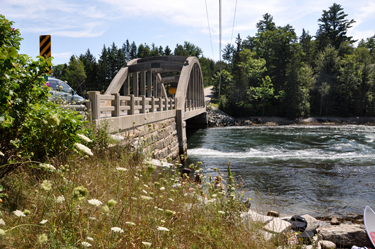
[185,112,208,129]
[176,109,187,159]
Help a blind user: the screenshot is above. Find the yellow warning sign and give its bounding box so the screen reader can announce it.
[39,35,51,73]
[169,87,176,94]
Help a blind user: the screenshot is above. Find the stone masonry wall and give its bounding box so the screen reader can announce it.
[119,117,180,161]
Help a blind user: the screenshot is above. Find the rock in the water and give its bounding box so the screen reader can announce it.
[317,224,373,248]
[263,217,292,234]
[241,210,274,224]
[330,215,340,225]
[319,240,336,249]
[267,210,280,217]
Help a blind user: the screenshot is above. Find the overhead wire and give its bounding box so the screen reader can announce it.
[205,0,215,60]
[230,0,238,44]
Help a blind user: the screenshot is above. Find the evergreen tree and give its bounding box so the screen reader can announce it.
[316,3,356,50]
[79,49,98,92]
[174,44,189,56]
[64,55,87,95]
[164,45,172,56]
[130,41,137,59]
[97,45,111,92]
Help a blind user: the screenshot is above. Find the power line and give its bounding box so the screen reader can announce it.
[205,0,215,60]
[230,0,238,44]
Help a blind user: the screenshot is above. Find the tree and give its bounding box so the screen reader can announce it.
[130,41,137,59]
[97,45,111,91]
[174,44,189,56]
[183,41,203,57]
[256,13,276,32]
[79,49,98,92]
[52,63,68,80]
[299,29,314,65]
[164,46,172,56]
[316,3,356,50]
[64,55,87,95]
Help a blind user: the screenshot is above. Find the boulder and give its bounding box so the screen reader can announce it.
[319,240,336,249]
[302,214,321,232]
[241,210,274,224]
[263,217,292,234]
[267,210,280,217]
[330,216,340,225]
[317,223,373,248]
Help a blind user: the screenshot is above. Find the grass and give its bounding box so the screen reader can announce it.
[0,131,294,248]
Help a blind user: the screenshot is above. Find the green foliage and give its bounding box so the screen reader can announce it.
[0,15,85,177]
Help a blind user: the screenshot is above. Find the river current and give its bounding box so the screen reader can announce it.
[185,125,375,217]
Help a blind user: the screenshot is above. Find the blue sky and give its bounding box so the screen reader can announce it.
[2,0,375,65]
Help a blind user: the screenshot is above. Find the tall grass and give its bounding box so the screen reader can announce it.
[0,133,288,248]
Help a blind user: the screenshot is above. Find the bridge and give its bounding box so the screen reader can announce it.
[88,56,207,159]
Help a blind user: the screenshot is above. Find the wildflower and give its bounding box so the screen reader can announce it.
[87,237,94,241]
[160,187,165,191]
[88,199,102,207]
[168,198,174,202]
[56,195,65,203]
[0,152,4,157]
[48,114,60,126]
[125,221,136,226]
[154,182,160,186]
[107,199,117,208]
[158,208,164,212]
[81,241,92,247]
[131,197,137,201]
[13,210,25,217]
[23,209,31,216]
[144,184,149,188]
[78,134,92,143]
[134,176,139,181]
[116,167,128,171]
[165,210,176,217]
[213,168,218,171]
[111,227,124,233]
[40,180,52,191]
[72,186,89,201]
[157,226,169,232]
[218,211,225,215]
[39,163,56,171]
[37,233,48,244]
[142,190,148,194]
[142,241,152,247]
[88,217,96,220]
[140,195,152,201]
[102,205,110,214]
[39,219,48,224]
[74,143,93,156]
[211,194,217,198]
[161,220,166,223]
[0,219,5,226]
[0,229,5,236]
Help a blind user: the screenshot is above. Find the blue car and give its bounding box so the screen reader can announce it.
[47,77,86,105]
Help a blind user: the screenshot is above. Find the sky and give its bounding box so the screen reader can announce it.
[2,0,375,65]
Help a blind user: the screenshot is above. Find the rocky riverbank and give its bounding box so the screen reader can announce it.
[207,105,375,127]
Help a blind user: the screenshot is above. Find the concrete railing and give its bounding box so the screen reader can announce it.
[88,91,177,132]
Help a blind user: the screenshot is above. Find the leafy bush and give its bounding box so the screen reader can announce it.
[0,15,85,177]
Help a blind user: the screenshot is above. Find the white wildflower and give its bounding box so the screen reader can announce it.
[142,241,152,247]
[13,210,26,217]
[218,211,225,215]
[157,226,170,232]
[88,217,96,220]
[39,163,56,171]
[140,195,152,201]
[0,229,5,236]
[88,199,103,207]
[158,208,164,212]
[81,241,92,247]
[0,219,5,226]
[56,195,65,203]
[172,183,181,188]
[168,198,174,202]
[125,222,136,226]
[211,194,217,198]
[40,180,52,191]
[116,167,128,171]
[111,227,124,233]
[77,134,92,143]
[131,197,137,201]
[144,184,149,188]
[39,219,48,224]
[87,237,94,241]
[160,187,165,191]
[37,233,48,244]
[0,152,4,157]
[161,220,166,223]
[74,143,93,156]
[142,190,148,194]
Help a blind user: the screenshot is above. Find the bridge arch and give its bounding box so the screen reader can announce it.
[88,56,207,159]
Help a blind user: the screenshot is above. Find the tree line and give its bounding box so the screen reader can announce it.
[215,3,375,117]
[53,3,375,118]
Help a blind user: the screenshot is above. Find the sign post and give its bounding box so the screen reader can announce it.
[39,35,51,73]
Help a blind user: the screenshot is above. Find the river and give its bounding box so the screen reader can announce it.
[185,125,375,217]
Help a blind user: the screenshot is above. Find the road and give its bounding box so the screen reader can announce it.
[204,86,213,103]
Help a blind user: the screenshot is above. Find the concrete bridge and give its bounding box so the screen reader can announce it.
[88,56,207,159]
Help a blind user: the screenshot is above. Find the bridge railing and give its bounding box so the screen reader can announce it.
[88,91,176,120]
